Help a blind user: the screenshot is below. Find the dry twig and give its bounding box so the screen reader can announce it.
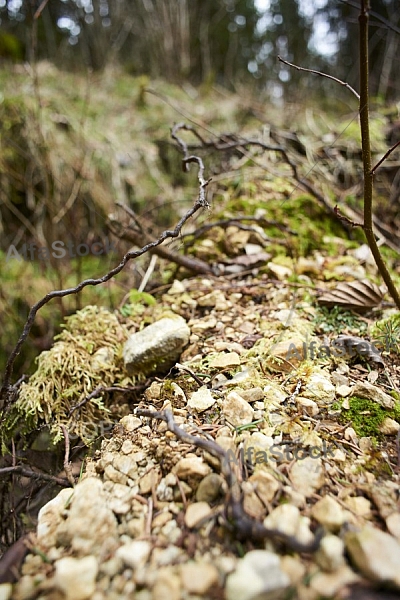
[0,466,69,488]
[371,141,400,175]
[277,56,360,100]
[61,425,75,486]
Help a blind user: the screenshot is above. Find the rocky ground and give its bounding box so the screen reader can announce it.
[2,59,400,600]
[2,265,400,600]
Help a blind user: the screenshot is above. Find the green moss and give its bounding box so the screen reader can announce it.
[339,396,400,438]
[193,191,340,260]
[1,306,136,450]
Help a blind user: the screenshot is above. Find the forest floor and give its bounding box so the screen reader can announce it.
[1,63,400,599]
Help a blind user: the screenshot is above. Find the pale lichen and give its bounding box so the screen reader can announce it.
[3,305,136,447]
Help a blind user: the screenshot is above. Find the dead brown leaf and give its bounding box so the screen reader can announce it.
[318,280,384,312]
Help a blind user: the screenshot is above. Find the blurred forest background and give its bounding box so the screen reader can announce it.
[1,0,400,382]
[1,0,399,101]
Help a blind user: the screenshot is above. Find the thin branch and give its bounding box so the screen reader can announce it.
[278,56,360,100]
[371,141,400,175]
[107,214,216,276]
[358,1,400,309]
[170,124,284,153]
[334,205,364,228]
[68,385,146,417]
[61,425,75,486]
[0,466,70,488]
[33,0,50,20]
[280,30,400,308]
[171,123,211,192]
[175,363,207,388]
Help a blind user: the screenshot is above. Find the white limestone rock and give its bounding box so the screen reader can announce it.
[123,315,190,375]
[226,550,290,600]
[345,526,400,588]
[54,556,98,600]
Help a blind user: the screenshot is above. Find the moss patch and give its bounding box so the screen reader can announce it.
[339,396,400,438]
[1,306,135,449]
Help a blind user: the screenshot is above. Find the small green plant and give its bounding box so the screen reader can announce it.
[314,306,366,335]
[120,289,157,317]
[370,313,400,354]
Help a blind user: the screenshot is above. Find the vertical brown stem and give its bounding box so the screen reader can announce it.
[359,0,400,309]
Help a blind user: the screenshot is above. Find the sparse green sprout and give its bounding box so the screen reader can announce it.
[314,306,367,335]
[370,313,400,355]
[121,290,157,317]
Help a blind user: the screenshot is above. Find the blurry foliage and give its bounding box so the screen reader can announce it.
[323,0,400,102]
[0,31,24,60]
[0,0,260,88]
[1,1,399,100]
